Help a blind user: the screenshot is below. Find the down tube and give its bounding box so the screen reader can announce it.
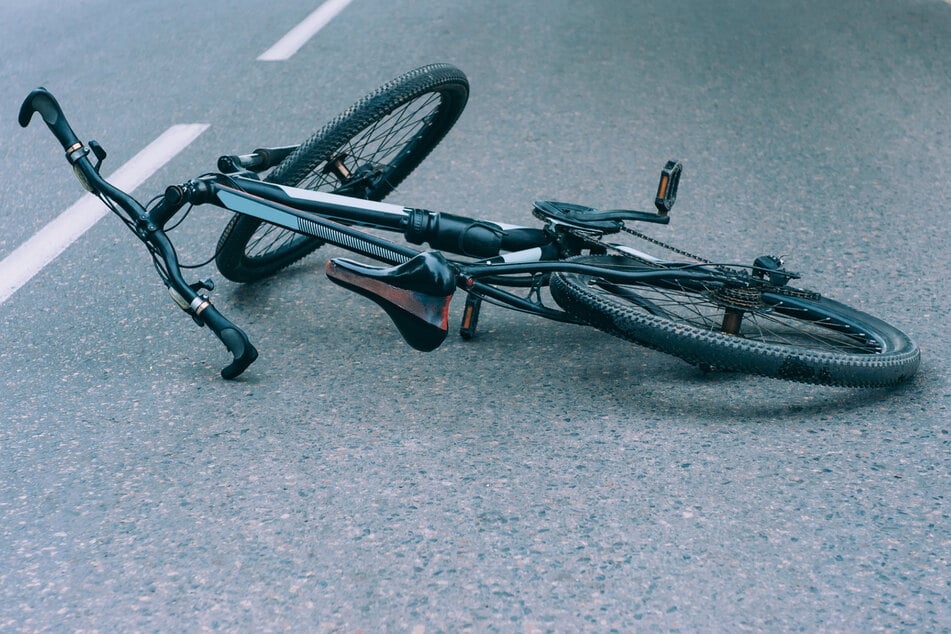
[232,176,411,229]
[213,185,420,265]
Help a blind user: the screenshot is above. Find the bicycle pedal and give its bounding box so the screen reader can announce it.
[459,292,482,340]
[655,160,682,215]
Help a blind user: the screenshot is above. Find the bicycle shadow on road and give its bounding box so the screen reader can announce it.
[218,264,929,424]
[475,320,929,424]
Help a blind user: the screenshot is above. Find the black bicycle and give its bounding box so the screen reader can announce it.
[19,64,920,386]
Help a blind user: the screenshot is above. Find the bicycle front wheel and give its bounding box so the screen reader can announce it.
[550,255,920,387]
[216,63,469,283]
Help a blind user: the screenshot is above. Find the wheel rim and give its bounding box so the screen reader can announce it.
[577,251,893,356]
[584,274,889,357]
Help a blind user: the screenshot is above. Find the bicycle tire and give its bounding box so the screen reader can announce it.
[215,63,469,283]
[550,255,920,387]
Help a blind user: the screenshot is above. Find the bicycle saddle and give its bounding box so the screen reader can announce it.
[325,251,456,352]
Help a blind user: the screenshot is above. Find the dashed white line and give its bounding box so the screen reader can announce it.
[0,124,209,305]
[257,0,354,61]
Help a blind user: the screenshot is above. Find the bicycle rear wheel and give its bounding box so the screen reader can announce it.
[216,63,469,283]
[550,255,920,387]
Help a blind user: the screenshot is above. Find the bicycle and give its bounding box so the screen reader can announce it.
[18,64,920,387]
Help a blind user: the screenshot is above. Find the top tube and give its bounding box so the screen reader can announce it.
[228,174,550,260]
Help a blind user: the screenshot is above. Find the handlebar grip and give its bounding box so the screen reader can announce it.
[198,304,259,379]
[19,87,81,151]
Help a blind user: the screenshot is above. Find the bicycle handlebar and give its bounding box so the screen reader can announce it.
[19,88,81,151]
[20,86,260,379]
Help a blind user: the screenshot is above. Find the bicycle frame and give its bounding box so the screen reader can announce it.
[18,86,722,379]
[201,174,720,311]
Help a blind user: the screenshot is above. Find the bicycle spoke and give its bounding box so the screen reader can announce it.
[246,224,303,255]
[292,94,441,196]
[341,95,439,169]
[243,95,445,259]
[592,278,882,355]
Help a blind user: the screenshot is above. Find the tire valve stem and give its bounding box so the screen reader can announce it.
[323,155,351,181]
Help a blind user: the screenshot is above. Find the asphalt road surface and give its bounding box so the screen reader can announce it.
[2,0,949,630]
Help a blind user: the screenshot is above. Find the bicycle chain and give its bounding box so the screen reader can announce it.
[565,225,714,265]
[619,225,716,264]
[564,225,820,301]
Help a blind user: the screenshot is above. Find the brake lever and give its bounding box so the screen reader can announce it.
[88,140,107,172]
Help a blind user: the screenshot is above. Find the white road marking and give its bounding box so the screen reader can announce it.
[0,124,209,305]
[257,0,354,61]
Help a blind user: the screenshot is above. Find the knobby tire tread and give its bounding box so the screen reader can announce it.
[550,255,920,387]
